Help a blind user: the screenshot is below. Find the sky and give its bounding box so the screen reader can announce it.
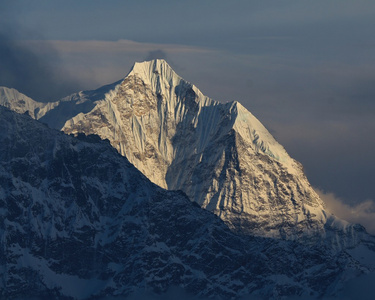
[1,0,374,232]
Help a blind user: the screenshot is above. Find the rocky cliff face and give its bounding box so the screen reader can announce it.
[0,106,372,300]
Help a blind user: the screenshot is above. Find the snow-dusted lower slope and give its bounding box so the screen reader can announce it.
[0,106,373,299]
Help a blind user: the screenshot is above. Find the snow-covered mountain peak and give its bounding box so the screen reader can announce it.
[126,61,294,170]
[51,61,329,239]
[127,59,210,106]
[127,59,181,94]
[1,61,370,243]
[130,59,179,82]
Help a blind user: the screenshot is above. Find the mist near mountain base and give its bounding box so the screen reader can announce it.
[317,189,375,235]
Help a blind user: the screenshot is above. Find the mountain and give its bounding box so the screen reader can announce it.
[0,60,368,243]
[0,86,59,119]
[1,105,371,299]
[61,60,327,240]
[0,80,120,130]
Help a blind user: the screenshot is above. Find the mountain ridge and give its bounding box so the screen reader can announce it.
[0,59,372,245]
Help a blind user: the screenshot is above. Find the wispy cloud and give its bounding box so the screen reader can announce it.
[17,39,217,93]
[0,26,83,101]
[22,39,212,55]
[316,189,375,235]
[144,49,168,61]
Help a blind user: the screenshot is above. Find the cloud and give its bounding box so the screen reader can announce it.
[144,49,168,61]
[0,28,82,101]
[18,39,216,92]
[264,100,375,207]
[316,189,375,235]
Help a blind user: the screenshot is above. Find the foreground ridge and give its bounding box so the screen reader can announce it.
[0,106,373,299]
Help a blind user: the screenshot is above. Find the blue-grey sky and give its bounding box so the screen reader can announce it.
[1,0,375,231]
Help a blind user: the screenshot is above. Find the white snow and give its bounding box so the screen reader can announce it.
[0,87,59,119]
